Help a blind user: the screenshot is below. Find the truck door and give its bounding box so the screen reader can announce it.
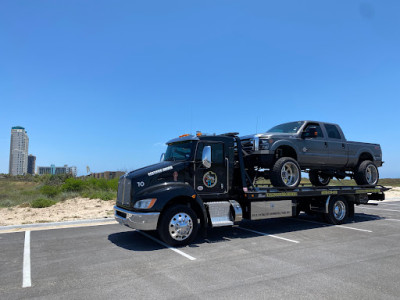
[323,124,348,166]
[194,142,228,195]
[298,123,328,167]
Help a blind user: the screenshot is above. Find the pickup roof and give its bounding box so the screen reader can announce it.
[240,121,383,187]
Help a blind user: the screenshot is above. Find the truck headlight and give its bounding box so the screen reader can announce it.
[134,198,157,209]
[259,139,270,150]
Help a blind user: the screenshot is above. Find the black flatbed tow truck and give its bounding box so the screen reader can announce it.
[114,133,388,246]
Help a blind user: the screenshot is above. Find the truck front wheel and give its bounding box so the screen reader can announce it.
[324,196,348,225]
[158,205,199,246]
[270,157,301,188]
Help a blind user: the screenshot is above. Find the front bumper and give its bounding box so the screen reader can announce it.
[243,152,275,168]
[114,206,160,231]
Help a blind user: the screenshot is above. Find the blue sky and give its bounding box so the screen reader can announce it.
[0,1,399,177]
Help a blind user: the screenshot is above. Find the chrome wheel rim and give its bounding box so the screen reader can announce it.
[366,164,378,185]
[318,175,330,185]
[333,200,346,221]
[281,162,300,187]
[169,213,193,241]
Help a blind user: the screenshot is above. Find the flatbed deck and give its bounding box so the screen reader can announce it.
[244,185,388,200]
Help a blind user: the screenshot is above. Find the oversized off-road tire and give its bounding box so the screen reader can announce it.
[270,157,301,188]
[158,205,199,246]
[324,196,349,225]
[354,160,379,185]
[309,169,331,186]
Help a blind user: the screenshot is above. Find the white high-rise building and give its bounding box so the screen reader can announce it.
[9,126,29,176]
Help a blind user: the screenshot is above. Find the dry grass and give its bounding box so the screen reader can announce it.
[0,176,117,208]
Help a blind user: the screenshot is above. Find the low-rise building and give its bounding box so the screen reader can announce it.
[37,164,77,176]
[90,171,125,180]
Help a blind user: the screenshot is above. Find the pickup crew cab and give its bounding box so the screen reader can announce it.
[114,132,386,246]
[240,121,383,187]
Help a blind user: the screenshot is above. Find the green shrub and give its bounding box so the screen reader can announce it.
[81,190,116,201]
[87,178,108,190]
[107,178,119,191]
[31,198,57,208]
[40,185,60,197]
[62,178,85,192]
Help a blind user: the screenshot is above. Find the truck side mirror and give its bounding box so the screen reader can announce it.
[202,146,212,168]
[160,153,165,162]
[302,127,318,139]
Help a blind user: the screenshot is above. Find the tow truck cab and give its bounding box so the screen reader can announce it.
[114,133,242,239]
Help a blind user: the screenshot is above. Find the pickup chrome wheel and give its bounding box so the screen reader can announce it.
[325,196,349,225]
[309,170,331,186]
[366,165,378,185]
[354,160,379,186]
[270,157,301,188]
[158,205,198,246]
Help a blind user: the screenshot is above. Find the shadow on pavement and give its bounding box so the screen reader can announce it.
[108,212,384,250]
[108,230,165,251]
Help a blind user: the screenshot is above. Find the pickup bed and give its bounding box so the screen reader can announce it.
[240,121,383,187]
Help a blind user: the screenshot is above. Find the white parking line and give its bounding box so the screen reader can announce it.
[357,206,400,213]
[385,218,400,222]
[237,227,300,244]
[292,218,372,233]
[378,202,400,206]
[136,230,196,261]
[22,231,31,288]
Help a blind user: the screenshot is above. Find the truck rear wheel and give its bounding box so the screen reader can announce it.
[354,160,379,185]
[158,205,199,246]
[324,196,348,225]
[309,170,331,186]
[270,157,301,188]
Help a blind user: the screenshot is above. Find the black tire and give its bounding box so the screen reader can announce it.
[354,160,379,185]
[157,205,198,246]
[270,157,301,188]
[309,169,331,186]
[324,196,349,225]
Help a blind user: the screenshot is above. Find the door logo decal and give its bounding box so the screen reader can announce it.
[203,171,217,188]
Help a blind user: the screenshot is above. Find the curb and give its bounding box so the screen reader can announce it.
[0,218,117,231]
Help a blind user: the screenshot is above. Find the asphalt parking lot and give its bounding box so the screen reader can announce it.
[1,200,400,299]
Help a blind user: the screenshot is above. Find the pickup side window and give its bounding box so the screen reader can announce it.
[304,124,324,138]
[325,124,342,139]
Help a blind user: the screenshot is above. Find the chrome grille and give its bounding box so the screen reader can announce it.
[241,139,255,152]
[117,177,132,207]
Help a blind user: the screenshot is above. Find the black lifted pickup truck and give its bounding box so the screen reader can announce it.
[240,121,383,187]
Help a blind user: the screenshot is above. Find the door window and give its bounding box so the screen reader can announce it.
[325,124,342,139]
[304,124,324,139]
[196,143,224,164]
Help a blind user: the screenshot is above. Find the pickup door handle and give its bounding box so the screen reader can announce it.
[342,143,345,149]
[324,142,328,148]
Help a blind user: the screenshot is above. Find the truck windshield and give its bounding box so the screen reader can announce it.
[267,121,304,133]
[164,141,194,161]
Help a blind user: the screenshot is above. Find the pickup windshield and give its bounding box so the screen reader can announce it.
[164,141,194,161]
[267,121,304,133]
